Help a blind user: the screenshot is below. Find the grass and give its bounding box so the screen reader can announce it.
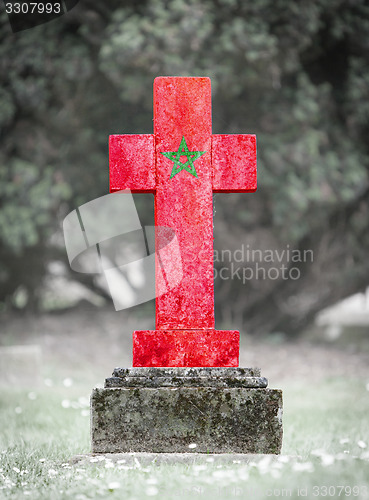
[1,377,369,499]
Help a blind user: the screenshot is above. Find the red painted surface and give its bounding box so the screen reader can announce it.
[212,134,257,193]
[133,330,239,367]
[154,77,214,329]
[109,77,257,367]
[110,134,155,193]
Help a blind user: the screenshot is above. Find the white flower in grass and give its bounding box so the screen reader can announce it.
[271,468,281,479]
[146,486,158,496]
[108,482,121,491]
[15,407,22,414]
[206,457,214,463]
[63,378,73,387]
[311,449,325,457]
[256,455,272,474]
[200,474,213,485]
[193,464,207,472]
[90,458,99,463]
[272,461,283,470]
[61,400,70,409]
[238,468,249,481]
[292,462,314,472]
[335,453,349,460]
[117,465,130,470]
[188,443,197,449]
[48,469,58,477]
[13,467,20,474]
[39,459,46,463]
[339,438,349,444]
[78,396,89,407]
[104,462,114,469]
[81,410,89,417]
[358,440,367,449]
[116,459,126,464]
[321,454,335,466]
[212,469,229,479]
[146,477,158,485]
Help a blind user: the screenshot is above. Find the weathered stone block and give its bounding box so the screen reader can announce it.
[91,368,283,454]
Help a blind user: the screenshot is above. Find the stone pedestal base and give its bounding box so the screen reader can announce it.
[91,368,283,454]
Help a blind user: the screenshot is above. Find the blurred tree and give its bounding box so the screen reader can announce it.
[0,0,368,334]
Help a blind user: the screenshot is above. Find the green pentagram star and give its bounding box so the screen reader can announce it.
[161,136,206,180]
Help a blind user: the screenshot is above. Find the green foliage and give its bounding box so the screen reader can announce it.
[0,160,71,253]
[98,0,369,244]
[0,0,368,321]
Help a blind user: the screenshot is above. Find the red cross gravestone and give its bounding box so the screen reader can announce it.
[90,77,283,454]
[110,77,257,367]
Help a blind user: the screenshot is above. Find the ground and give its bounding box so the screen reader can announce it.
[1,304,369,499]
[1,303,368,385]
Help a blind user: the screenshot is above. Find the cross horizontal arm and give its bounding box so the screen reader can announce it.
[109,134,156,193]
[212,134,257,193]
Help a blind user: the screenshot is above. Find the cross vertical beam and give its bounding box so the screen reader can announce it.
[154,77,214,329]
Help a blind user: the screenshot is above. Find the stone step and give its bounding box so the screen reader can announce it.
[105,375,268,388]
